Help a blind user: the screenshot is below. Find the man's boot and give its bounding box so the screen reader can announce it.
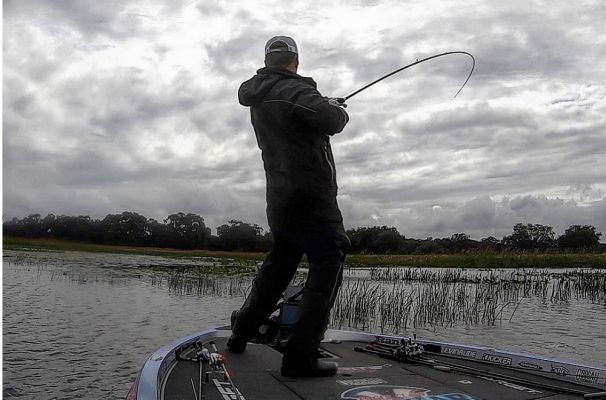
[281,288,338,377]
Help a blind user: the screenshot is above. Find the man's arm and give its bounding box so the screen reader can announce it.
[291,87,349,135]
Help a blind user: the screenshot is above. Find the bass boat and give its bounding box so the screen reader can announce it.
[127,287,606,400]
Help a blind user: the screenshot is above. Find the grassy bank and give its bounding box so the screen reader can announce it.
[2,236,266,262]
[345,253,606,268]
[3,236,605,268]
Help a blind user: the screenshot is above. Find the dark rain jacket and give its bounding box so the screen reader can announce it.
[238,67,349,228]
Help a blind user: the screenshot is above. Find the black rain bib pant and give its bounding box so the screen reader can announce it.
[232,221,349,358]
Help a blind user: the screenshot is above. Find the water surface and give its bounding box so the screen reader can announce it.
[3,250,605,399]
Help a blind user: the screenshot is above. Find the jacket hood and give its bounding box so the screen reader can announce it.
[238,67,315,107]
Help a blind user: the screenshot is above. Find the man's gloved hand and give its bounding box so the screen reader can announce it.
[327,97,347,108]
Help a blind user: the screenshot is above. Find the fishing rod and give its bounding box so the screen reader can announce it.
[355,341,594,397]
[210,341,244,400]
[338,51,475,103]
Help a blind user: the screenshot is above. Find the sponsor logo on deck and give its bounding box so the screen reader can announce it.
[340,385,477,399]
[337,378,388,386]
[338,365,391,374]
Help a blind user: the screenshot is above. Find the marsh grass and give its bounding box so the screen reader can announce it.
[6,244,604,335]
[154,266,255,297]
[332,267,606,334]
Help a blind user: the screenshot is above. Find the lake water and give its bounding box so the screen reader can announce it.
[3,249,605,399]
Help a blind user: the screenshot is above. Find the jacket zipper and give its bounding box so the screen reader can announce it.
[323,144,336,185]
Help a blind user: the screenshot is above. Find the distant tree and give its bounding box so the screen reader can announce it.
[3,217,23,237]
[449,233,478,253]
[2,214,44,237]
[557,225,602,251]
[414,239,448,254]
[480,236,500,251]
[100,212,149,245]
[347,226,402,254]
[451,233,469,242]
[432,233,478,254]
[502,223,556,250]
[215,220,264,251]
[47,215,98,241]
[164,213,211,249]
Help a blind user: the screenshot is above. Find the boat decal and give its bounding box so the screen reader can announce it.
[338,365,391,374]
[518,362,543,371]
[550,365,570,376]
[374,336,401,346]
[213,379,246,400]
[336,378,388,386]
[576,368,600,384]
[340,385,477,400]
[480,353,512,366]
[478,376,542,394]
[443,347,477,359]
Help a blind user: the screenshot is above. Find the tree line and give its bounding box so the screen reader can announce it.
[3,212,604,254]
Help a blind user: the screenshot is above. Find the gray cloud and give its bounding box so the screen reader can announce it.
[3,0,605,240]
[3,0,150,40]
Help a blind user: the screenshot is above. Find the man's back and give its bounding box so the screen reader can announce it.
[239,66,349,226]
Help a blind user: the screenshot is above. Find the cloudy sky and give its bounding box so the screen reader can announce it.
[3,0,605,240]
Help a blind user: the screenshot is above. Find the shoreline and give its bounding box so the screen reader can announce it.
[3,236,606,268]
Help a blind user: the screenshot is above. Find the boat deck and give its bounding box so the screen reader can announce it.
[163,337,595,400]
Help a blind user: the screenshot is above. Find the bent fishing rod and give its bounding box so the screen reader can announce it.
[337,51,475,103]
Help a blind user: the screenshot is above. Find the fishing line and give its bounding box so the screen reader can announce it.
[341,51,476,102]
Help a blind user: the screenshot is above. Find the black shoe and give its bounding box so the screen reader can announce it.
[226,335,247,353]
[281,356,338,377]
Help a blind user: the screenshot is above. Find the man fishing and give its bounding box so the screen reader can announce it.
[228,35,350,377]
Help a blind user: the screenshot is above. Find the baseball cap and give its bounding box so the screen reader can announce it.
[265,36,298,55]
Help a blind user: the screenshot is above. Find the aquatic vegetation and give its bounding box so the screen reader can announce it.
[5,248,604,337]
[155,266,255,298]
[331,267,606,334]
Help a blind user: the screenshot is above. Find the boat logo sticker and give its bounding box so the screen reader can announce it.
[480,353,512,366]
[443,347,477,359]
[518,362,542,371]
[550,365,570,377]
[576,368,600,384]
[374,336,401,346]
[340,385,477,399]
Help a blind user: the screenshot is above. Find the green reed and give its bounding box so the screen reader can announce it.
[331,267,606,334]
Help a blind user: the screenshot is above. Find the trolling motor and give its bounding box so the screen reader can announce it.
[230,285,304,348]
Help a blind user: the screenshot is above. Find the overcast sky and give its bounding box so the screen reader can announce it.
[3,0,605,240]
